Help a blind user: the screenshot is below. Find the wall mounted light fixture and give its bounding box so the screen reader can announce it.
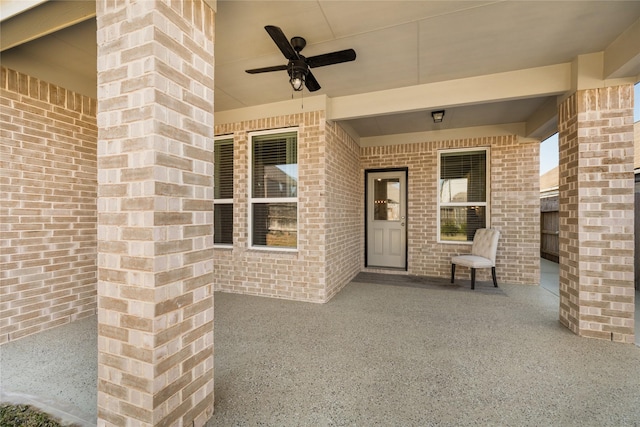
[431,110,445,123]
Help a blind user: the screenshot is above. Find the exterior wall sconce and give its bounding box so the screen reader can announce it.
[431,110,445,123]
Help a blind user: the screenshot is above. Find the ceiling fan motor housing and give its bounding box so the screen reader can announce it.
[288,59,308,77]
[291,36,306,52]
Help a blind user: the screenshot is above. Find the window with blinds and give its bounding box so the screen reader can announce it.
[250,130,298,249]
[438,148,489,242]
[214,137,233,245]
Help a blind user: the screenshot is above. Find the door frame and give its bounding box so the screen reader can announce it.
[364,167,409,270]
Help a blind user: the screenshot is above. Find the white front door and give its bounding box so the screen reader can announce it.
[366,170,407,269]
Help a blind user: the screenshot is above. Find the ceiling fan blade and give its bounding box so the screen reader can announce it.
[306,49,356,68]
[265,25,297,60]
[246,64,288,74]
[305,70,321,92]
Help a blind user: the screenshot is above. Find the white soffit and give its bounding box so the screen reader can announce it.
[0,0,95,51]
[215,95,328,126]
[604,17,640,79]
[0,0,46,21]
[359,123,529,147]
[328,64,572,122]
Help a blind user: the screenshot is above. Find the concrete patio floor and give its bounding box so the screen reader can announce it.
[1,260,639,426]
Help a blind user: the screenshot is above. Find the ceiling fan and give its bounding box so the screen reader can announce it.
[245,25,357,92]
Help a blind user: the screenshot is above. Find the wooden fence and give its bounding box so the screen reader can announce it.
[540,195,559,263]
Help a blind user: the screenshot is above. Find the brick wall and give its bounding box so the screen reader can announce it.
[558,85,635,343]
[558,93,580,335]
[0,67,97,344]
[96,0,215,425]
[215,120,540,299]
[361,135,540,285]
[324,121,363,300]
[214,112,327,302]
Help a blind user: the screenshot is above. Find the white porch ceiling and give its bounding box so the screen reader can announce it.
[1,1,639,140]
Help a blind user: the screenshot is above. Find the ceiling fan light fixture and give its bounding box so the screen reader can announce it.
[288,60,307,91]
[290,73,305,91]
[431,110,445,123]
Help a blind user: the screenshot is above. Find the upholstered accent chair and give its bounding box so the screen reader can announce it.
[451,228,500,290]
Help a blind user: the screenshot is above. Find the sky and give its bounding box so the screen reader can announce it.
[540,82,640,176]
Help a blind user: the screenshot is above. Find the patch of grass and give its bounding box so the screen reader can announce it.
[0,403,67,427]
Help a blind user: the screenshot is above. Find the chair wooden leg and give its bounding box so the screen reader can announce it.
[492,267,498,287]
[470,268,476,290]
[451,264,456,283]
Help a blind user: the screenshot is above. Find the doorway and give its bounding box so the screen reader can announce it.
[365,169,407,269]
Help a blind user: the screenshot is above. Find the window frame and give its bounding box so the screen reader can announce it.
[213,135,234,247]
[248,128,299,251]
[437,147,490,244]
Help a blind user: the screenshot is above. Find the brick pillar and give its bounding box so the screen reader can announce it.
[558,85,635,343]
[96,1,215,425]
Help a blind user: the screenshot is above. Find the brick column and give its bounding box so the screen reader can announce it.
[558,85,635,343]
[96,1,215,425]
